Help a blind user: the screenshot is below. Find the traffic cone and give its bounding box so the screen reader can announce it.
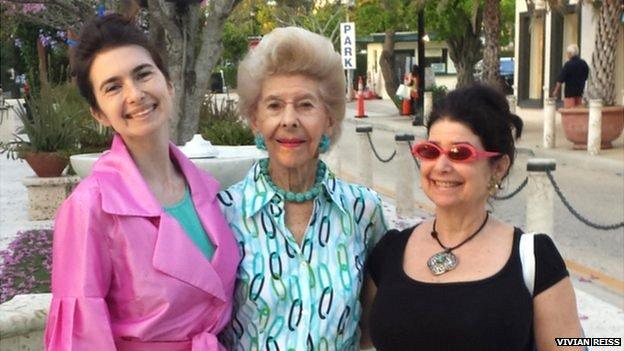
[401,96,411,116]
[355,76,368,118]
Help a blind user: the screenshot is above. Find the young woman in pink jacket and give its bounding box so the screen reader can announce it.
[44,14,239,350]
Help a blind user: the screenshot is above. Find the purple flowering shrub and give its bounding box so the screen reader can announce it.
[0,229,52,303]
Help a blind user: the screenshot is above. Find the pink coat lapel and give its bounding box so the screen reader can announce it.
[93,134,239,302]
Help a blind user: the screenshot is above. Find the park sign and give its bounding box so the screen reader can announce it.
[340,22,356,70]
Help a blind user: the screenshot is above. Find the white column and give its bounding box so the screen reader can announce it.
[423,91,433,125]
[394,133,416,218]
[587,99,602,156]
[507,95,517,114]
[356,125,373,188]
[525,159,556,238]
[543,97,556,148]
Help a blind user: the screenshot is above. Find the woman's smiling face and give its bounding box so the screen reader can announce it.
[88,45,174,141]
[420,118,496,210]
[252,74,332,171]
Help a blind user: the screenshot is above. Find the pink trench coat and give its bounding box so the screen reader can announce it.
[44,135,240,351]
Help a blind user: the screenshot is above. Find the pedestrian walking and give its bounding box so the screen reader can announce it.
[408,64,423,125]
[551,44,589,108]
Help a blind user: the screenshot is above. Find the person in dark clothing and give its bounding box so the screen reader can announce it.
[408,64,423,125]
[360,84,584,351]
[551,44,589,107]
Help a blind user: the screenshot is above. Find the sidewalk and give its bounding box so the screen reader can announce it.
[340,97,624,340]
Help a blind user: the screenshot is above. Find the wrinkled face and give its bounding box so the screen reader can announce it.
[421,119,506,210]
[252,74,332,170]
[89,45,173,142]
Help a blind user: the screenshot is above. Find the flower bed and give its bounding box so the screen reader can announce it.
[0,229,52,303]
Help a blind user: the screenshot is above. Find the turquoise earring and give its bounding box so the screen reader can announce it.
[319,134,331,153]
[255,134,267,150]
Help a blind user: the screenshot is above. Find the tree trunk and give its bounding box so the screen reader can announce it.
[36,38,48,91]
[586,0,621,105]
[379,29,400,110]
[147,0,238,144]
[447,30,482,88]
[482,0,502,91]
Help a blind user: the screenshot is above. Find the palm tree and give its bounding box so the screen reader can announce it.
[584,0,621,106]
[482,0,502,91]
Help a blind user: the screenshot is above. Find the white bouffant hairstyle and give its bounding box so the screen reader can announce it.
[566,44,579,56]
[237,26,346,144]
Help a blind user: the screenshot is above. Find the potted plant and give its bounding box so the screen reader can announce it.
[557,0,623,149]
[0,83,81,177]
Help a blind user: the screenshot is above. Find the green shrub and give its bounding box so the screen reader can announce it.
[0,84,81,159]
[198,94,253,146]
[429,85,448,104]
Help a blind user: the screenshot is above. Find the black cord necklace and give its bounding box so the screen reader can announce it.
[427,212,490,276]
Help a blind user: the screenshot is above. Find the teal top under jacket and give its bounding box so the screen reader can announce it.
[164,186,216,261]
[217,160,388,351]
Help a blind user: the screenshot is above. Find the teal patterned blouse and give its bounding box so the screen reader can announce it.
[217,160,387,351]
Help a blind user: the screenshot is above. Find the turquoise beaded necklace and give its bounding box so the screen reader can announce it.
[259,158,326,203]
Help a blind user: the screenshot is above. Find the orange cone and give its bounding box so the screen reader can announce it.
[355,76,368,118]
[401,96,411,116]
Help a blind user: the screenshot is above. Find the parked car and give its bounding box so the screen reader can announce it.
[474,57,514,94]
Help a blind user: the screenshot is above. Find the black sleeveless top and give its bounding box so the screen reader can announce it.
[367,227,568,351]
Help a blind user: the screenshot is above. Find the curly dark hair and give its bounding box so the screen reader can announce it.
[427,84,523,180]
[72,13,170,111]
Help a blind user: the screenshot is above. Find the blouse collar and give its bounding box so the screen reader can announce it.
[241,159,346,218]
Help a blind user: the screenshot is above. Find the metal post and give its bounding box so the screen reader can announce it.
[587,99,602,156]
[543,97,556,148]
[394,133,416,218]
[525,159,556,238]
[356,125,373,188]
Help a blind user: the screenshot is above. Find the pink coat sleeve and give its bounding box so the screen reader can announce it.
[44,186,116,350]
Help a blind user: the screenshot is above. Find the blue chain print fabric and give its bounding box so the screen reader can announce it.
[217,160,388,351]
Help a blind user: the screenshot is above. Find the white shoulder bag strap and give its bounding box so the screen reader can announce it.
[519,232,536,296]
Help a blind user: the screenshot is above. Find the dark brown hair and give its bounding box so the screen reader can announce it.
[427,83,523,180]
[73,14,170,111]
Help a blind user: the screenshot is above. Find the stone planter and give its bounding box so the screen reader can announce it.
[21,176,80,220]
[0,293,51,351]
[559,105,624,149]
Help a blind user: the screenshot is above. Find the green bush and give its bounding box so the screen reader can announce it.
[0,84,81,159]
[429,85,448,104]
[198,94,253,146]
[60,83,113,153]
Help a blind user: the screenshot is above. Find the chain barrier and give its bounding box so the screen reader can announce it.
[366,132,396,163]
[406,141,421,169]
[546,170,624,230]
[492,177,528,200]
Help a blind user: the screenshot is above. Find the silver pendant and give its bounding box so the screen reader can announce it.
[427,250,458,275]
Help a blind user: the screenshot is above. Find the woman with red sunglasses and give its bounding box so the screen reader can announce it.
[361,84,584,350]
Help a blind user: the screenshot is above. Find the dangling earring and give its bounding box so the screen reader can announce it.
[319,134,331,153]
[488,177,501,196]
[255,134,267,151]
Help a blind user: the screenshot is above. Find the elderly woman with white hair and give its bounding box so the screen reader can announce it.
[551,44,589,107]
[217,27,387,350]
